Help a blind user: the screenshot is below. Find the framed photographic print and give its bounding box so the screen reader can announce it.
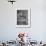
[16,8,31,28]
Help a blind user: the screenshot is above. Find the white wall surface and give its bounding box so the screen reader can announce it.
[0,0,46,41]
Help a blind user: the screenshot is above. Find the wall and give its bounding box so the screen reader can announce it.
[0,0,46,41]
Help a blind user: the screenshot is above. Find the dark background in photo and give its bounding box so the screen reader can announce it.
[17,10,28,25]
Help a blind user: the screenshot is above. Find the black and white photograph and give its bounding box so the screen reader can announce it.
[16,8,30,28]
[17,10,28,25]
